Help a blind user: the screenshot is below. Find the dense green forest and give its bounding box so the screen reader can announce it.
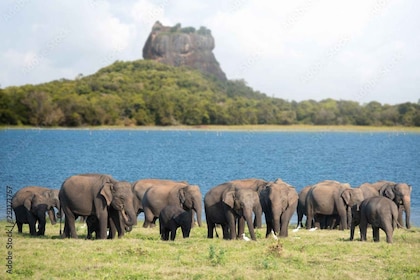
[1,59,419,127]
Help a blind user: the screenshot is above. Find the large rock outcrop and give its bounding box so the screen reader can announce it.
[142,21,227,81]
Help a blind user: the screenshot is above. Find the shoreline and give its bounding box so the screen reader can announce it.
[1,124,420,133]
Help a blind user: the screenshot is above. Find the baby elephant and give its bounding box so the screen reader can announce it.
[159,205,192,241]
[352,196,399,243]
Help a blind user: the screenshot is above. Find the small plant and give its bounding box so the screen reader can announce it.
[208,244,226,266]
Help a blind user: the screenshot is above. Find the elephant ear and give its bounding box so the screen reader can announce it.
[23,197,33,211]
[178,188,186,205]
[287,189,298,208]
[382,185,395,200]
[222,190,236,209]
[341,189,351,206]
[100,182,114,206]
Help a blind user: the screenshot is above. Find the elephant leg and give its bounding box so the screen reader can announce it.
[151,217,158,227]
[97,214,108,240]
[143,208,154,228]
[372,227,380,242]
[63,208,78,238]
[170,227,177,241]
[225,211,236,240]
[17,222,23,233]
[383,224,394,243]
[360,217,367,241]
[306,206,314,229]
[28,215,37,236]
[222,225,230,240]
[206,221,214,238]
[37,216,46,236]
[280,213,290,237]
[265,220,274,238]
[350,221,358,241]
[338,207,348,231]
[163,228,170,240]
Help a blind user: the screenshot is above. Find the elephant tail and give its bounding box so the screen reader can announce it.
[214,227,219,238]
[59,204,62,235]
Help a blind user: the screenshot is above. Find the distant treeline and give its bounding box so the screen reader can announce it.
[1,60,419,127]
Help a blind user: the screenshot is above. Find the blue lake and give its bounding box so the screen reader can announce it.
[1,128,419,226]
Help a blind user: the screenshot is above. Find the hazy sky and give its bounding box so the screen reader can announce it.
[1,0,419,104]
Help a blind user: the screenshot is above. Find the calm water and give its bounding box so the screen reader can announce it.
[1,129,419,226]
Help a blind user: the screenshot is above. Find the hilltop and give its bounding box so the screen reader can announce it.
[143,21,227,81]
[0,21,419,127]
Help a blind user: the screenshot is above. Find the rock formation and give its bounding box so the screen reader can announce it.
[142,21,227,81]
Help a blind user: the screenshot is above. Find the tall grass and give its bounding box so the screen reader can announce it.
[2,221,419,279]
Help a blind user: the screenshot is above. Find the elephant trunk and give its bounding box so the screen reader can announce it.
[244,209,256,241]
[194,202,202,227]
[402,196,411,229]
[121,205,138,227]
[47,208,57,225]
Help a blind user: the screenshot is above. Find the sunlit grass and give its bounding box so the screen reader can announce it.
[2,220,420,279]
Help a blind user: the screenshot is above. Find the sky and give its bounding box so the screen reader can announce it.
[1,0,419,105]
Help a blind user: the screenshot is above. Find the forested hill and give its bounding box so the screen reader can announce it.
[1,59,419,127]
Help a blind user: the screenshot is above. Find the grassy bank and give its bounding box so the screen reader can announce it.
[2,221,419,279]
[2,124,420,133]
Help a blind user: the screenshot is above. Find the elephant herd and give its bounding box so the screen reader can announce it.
[11,174,411,243]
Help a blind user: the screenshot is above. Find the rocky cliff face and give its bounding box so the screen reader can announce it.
[142,21,227,81]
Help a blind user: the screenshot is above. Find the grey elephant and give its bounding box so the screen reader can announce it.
[59,174,137,239]
[11,186,60,236]
[296,185,312,228]
[132,179,191,228]
[85,207,132,239]
[260,179,298,238]
[378,181,412,229]
[358,180,412,228]
[142,182,202,229]
[223,187,262,240]
[351,196,400,243]
[306,180,351,230]
[340,187,365,228]
[204,178,268,240]
[159,205,192,241]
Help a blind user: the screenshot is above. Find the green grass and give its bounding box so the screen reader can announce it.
[2,221,420,279]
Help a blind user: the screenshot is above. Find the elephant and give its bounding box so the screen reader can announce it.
[159,205,192,241]
[306,180,351,230]
[260,179,298,238]
[142,182,202,229]
[132,179,191,228]
[204,178,268,240]
[11,186,60,236]
[357,180,412,229]
[340,187,365,228]
[296,185,312,228]
[378,181,412,229]
[223,187,262,240]
[85,207,132,239]
[59,174,137,239]
[351,196,400,243]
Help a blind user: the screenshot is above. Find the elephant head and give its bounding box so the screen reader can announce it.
[177,185,202,227]
[223,188,260,240]
[100,180,138,227]
[341,188,364,210]
[30,189,60,225]
[380,182,412,228]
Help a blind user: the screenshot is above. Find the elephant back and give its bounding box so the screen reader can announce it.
[11,186,52,208]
